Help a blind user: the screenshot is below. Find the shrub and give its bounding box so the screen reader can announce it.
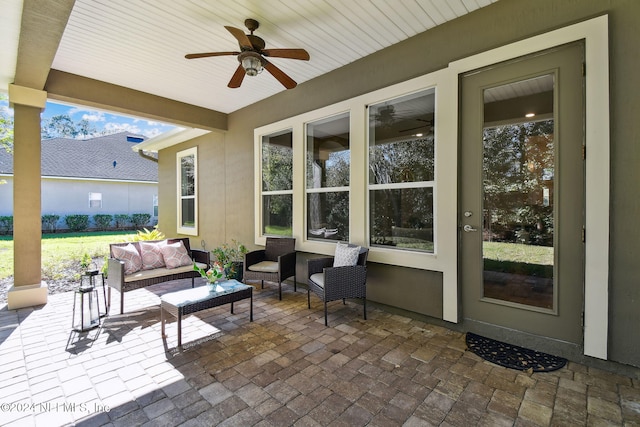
[0,216,13,235]
[114,214,130,229]
[42,214,60,233]
[65,214,89,232]
[93,214,113,231]
[130,213,151,228]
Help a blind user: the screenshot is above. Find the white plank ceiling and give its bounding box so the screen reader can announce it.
[44,0,496,114]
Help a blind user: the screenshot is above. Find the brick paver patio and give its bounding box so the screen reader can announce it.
[1,279,639,426]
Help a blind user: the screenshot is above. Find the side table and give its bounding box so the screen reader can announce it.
[161,280,253,347]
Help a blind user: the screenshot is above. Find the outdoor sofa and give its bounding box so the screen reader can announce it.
[107,238,210,314]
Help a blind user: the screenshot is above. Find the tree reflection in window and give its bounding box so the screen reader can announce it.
[261,130,293,236]
[306,112,350,242]
[368,88,436,252]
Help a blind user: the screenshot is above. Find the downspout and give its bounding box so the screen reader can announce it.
[137,150,158,163]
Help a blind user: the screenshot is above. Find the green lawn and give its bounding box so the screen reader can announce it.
[483,241,553,265]
[483,241,554,278]
[0,231,136,280]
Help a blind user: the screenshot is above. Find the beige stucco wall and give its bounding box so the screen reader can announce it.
[157,131,231,252]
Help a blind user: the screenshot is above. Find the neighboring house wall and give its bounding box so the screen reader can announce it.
[41,178,157,229]
[156,0,639,367]
[0,132,158,229]
[0,176,157,229]
[0,178,11,217]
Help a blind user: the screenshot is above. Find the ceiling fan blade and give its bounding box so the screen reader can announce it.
[262,48,310,60]
[228,64,246,88]
[185,51,239,59]
[225,26,253,50]
[263,60,297,89]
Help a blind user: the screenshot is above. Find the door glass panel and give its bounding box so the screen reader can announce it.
[482,74,555,309]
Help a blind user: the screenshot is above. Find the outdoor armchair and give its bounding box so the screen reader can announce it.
[243,237,296,300]
[307,244,369,326]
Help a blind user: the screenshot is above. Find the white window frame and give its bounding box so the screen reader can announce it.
[367,88,437,255]
[255,71,449,263]
[305,112,351,243]
[255,128,294,243]
[447,16,610,358]
[153,194,158,217]
[88,192,102,208]
[176,146,198,236]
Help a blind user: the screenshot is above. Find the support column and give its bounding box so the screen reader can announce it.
[7,84,48,310]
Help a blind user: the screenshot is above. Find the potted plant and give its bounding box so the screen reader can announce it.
[211,240,247,281]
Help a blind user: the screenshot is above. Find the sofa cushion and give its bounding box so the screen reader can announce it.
[124,261,207,282]
[112,243,143,275]
[247,260,279,273]
[161,241,193,269]
[139,241,166,270]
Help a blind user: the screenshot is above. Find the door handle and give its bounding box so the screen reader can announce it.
[463,224,478,232]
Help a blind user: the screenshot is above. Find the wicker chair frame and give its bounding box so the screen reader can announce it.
[307,245,369,326]
[243,237,296,300]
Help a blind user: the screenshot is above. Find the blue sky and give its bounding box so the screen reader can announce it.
[43,101,176,139]
[1,95,176,140]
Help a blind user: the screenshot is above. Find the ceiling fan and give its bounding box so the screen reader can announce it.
[185,18,310,89]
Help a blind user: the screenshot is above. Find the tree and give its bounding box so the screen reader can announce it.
[0,93,13,153]
[42,114,78,139]
[482,120,554,246]
[77,118,97,138]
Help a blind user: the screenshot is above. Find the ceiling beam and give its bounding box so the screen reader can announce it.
[45,70,227,131]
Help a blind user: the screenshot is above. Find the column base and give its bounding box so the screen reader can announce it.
[7,281,48,310]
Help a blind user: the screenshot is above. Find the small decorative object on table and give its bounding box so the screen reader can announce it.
[194,261,226,288]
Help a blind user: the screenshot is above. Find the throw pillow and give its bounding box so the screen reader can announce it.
[112,243,143,275]
[139,241,166,270]
[333,242,361,267]
[161,241,192,269]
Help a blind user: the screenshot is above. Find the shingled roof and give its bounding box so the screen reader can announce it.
[0,132,158,182]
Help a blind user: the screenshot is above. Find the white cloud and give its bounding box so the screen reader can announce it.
[103,122,142,134]
[142,128,163,138]
[81,111,106,122]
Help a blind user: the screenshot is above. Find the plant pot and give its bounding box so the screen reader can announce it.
[225,261,243,281]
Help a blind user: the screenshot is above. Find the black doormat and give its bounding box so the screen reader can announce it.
[465,332,567,372]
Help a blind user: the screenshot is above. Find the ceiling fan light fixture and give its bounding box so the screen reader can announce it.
[240,51,264,76]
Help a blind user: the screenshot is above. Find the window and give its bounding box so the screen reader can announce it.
[306,112,350,242]
[368,89,436,252]
[153,194,158,217]
[177,147,197,235]
[261,130,293,236]
[89,192,102,208]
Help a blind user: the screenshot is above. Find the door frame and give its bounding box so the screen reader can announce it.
[442,16,610,359]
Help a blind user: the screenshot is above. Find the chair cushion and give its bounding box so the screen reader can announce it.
[139,241,166,270]
[248,260,279,273]
[160,241,193,269]
[112,243,143,275]
[333,242,361,267]
[309,273,325,288]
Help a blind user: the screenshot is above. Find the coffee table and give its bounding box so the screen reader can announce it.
[161,279,253,347]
